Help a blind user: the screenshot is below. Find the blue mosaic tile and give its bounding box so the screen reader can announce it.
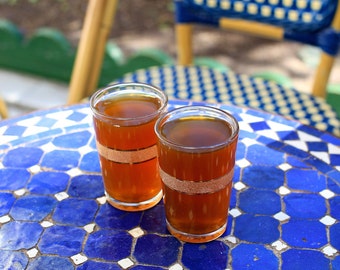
[0,192,15,216]
[36,117,57,128]
[140,204,167,234]
[304,156,335,174]
[84,229,132,261]
[231,243,279,270]
[2,147,43,168]
[330,154,340,166]
[68,174,104,199]
[332,253,340,269]
[182,241,228,269]
[242,166,284,190]
[330,223,340,250]
[41,150,80,171]
[238,189,281,215]
[328,178,340,194]
[0,221,43,249]
[52,130,92,148]
[10,195,57,222]
[67,111,88,122]
[284,193,326,219]
[307,141,329,152]
[78,261,121,270]
[79,151,101,172]
[39,225,86,256]
[95,203,142,230]
[133,234,181,267]
[27,171,70,194]
[89,137,97,149]
[328,170,340,183]
[249,121,270,131]
[282,220,327,248]
[0,250,28,269]
[235,141,246,161]
[3,125,26,136]
[277,130,300,141]
[234,215,279,244]
[27,256,74,270]
[53,198,98,226]
[246,144,284,166]
[286,156,311,169]
[131,266,164,270]
[330,196,340,220]
[281,249,330,270]
[0,168,30,190]
[281,145,310,159]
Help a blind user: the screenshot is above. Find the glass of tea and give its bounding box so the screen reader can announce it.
[90,82,168,211]
[155,105,239,243]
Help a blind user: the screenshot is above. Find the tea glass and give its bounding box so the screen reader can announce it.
[155,105,239,242]
[90,82,168,211]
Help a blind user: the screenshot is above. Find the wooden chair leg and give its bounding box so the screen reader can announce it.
[67,0,118,104]
[176,23,193,65]
[0,97,8,119]
[312,52,335,98]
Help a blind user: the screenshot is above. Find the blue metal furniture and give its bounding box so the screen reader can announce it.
[174,0,340,98]
[68,0,340,135]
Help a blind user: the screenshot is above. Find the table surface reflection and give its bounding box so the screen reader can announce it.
[0,100,339,270]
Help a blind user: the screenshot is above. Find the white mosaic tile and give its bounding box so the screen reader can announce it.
[0,215,11,224]
[319,189,335,199]
[297,131,321,142]
[328,144,340,154]
[169,263,184,270]
[236,158,251,168]
[234,181,247,191]
[322,245,338,257]
[319,215,336,226]
[284,140,308,152]
[54,192,69,201]
[27,248,39,258]
[118,258,134,269]
[241,138,258,147]
[272,240,288,251]
[40,221,54,228]
[71,253,88,265]
[128,227,145,238]
[226,236,238,244]
[78,145,95,155]
[278,186,291,195]
[229,208,242,218]
[257,130,280,140]
[40,142,57,152]
[66,168,83,177]
[28,165,41,174]
[22,126,50,137]
[96,196,107,205]
[84,223,96,233]
[274,212,290,222]
[278,163,292,171]
[310,151,330,164]
[267,121,294,132]
[14,188,26,196]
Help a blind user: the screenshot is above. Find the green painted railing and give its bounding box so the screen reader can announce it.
[0,19,174,88]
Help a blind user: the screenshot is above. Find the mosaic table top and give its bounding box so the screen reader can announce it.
[0,100,339,270]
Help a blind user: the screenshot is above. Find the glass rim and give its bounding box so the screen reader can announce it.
[90,82,168,123]
[155,105,239,151]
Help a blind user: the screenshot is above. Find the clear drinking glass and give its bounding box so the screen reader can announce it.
[155,105,239,242]
[90,82,168,211]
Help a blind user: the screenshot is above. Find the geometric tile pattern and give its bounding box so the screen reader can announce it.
[117,66,340,136]
[0,100,339,269]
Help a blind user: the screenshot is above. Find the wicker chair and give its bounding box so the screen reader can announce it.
[68,0,340,135]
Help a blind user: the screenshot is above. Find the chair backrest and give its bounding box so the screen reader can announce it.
[174,0,340,97]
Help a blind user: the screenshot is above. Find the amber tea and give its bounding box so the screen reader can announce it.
[155,106,239,243]
[90,83,168,211]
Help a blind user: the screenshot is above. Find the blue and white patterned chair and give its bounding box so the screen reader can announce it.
[174,0,340,98]
[68,0,340,135]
